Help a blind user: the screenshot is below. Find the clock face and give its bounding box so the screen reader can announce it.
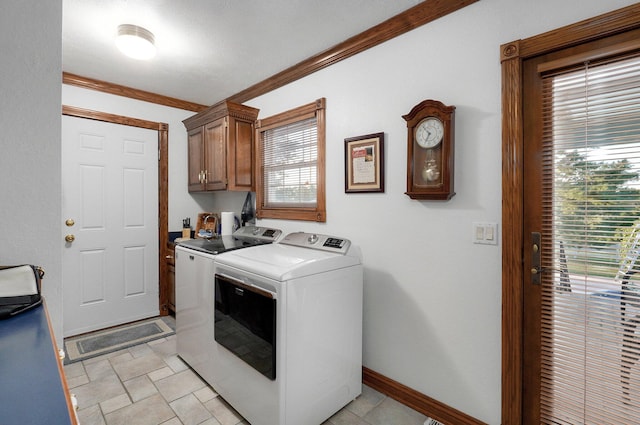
[415,117,444,149]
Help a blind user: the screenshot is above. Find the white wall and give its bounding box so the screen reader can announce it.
[246,0,639,423]
[0,2,63,341]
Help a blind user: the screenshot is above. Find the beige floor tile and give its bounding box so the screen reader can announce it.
[111,352,166,381]
[362,397,427,425]
[77,404,106,425]
[148,366,175,382]
[128,342,155,358]
[104,393,175,425]
[109,351,135,365]
[100,393,132,415]
[346,385,386,417]
[198,418,223,425]
[64,361,86,379]
[85,358,118,381]
[124,375,158,402]
[87,348,132,365]
[164,354,189,373]
[159,418,183,425]
[155,369,207,402]
[194,385,218,403]
[326,408,372,425]
[73,373,126,409]
[204,396,244,425]
[170,393,213,425]
[67,372,90,389]
[149,337,177,357]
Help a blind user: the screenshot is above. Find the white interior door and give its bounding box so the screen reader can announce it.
[62,115,159,337]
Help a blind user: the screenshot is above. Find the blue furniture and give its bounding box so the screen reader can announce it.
[0,303,76,424]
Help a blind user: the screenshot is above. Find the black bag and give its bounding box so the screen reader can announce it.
[0,265,44,319]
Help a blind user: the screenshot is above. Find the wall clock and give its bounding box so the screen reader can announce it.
[403,99,456,200]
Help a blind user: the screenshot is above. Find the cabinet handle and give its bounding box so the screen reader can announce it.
[203,169,208,184]
[165,255,173,259]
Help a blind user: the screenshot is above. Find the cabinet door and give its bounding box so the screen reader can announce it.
[227,117,254,191]
[187,127,204,192]
[203,118,227,190]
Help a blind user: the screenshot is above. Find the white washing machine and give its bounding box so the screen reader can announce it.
[175,226,281,385]
[210,232,363,425]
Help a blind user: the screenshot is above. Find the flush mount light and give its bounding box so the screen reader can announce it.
[116,24,156,60]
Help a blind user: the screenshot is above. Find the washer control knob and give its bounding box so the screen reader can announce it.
[307,234,319,244]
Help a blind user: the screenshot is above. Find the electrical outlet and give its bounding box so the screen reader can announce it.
[473,222,498,245]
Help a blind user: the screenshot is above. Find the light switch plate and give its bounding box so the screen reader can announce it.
[473,222,498,245]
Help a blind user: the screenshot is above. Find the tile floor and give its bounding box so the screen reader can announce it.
[64,331,429,425]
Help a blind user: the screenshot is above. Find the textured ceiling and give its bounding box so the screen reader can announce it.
[63,0,424,106]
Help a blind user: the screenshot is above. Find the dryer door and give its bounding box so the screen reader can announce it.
[214,273,276,380]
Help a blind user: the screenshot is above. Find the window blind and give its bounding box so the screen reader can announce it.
[261,116,318,208]
[540,53,640,423]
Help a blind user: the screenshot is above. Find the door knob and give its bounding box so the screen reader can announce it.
[65,234,75,243]
[65,218,75,227]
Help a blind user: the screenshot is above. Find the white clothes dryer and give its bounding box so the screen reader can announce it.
[210,232,363,425]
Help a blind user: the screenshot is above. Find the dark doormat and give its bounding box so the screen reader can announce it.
[63,316,175,364]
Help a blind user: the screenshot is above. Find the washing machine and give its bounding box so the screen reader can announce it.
[175,225,281,385]
[210,232,363,425]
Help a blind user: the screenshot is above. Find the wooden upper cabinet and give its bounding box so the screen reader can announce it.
[183,100,259,192]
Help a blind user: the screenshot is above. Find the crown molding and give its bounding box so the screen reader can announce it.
[62,72,207,112]
[228,0,478,104]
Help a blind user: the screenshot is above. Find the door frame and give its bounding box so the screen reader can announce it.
[61,105,170,316]
[500,4,640,424]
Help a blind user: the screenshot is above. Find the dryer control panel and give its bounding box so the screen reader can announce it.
[279,232,351,254]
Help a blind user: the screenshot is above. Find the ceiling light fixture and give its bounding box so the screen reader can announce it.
[116,24,156,60]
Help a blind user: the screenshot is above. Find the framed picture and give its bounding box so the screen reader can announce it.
[344,132,385,193]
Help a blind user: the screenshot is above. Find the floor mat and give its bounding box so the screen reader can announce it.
[63,316,175,364]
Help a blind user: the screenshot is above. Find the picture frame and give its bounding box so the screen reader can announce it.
[344,132,385,193]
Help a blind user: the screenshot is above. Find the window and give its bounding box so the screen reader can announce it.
[255,98,326,222]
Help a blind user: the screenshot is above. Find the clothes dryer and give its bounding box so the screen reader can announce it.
[210,232,363,425]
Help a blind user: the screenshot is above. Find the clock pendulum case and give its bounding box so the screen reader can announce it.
[403,99,456,200]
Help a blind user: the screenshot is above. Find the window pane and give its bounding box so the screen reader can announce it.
[540,54,640,422]
[262,116,318,207]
